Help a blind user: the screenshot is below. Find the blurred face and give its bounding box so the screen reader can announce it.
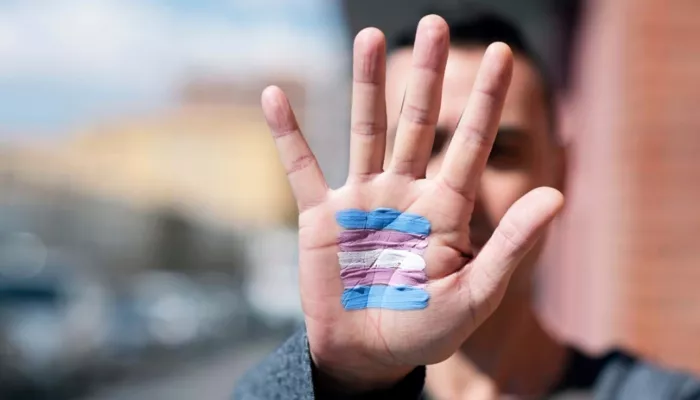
[386,45,563,292]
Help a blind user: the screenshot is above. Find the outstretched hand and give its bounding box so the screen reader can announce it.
[260,15,563,391]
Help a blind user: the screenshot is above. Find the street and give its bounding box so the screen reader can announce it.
[82,338,282,400]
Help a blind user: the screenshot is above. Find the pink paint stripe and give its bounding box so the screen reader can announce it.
[338,230,428,252]
[340,267,427,288]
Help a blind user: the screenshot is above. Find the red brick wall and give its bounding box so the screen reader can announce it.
[540,0,700,375]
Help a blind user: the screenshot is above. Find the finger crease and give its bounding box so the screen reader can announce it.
[351,121,387,137]
[353,77,382,85]
[287,154,317,175]
[272,128,299,139]
[455,125,491,148]
[472,85,502,104]
[401,103,437,126]
[495,220,525,252]
[390,157,421,177]
[437,177,476,203]
[348,171,380,183]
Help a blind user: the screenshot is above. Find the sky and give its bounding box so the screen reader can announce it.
[0,0,348,140]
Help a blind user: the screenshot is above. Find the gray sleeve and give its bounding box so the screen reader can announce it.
[594,355,700,400]
[233,328,315,400]
[233,327,426,400]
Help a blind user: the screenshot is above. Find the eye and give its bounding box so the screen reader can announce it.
[488,138,527,169]
[430,128,451,157]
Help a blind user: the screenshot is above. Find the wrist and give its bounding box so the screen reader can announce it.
[310,349,415,393]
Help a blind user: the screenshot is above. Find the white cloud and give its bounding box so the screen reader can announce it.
[0,0,347,114]
[0,0,176,85]
[0,0,348,135]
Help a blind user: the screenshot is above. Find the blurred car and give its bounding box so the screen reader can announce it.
[125,270,245,350]
[0,257,110,396]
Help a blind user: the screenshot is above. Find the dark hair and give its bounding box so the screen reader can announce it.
[388,5,558,141]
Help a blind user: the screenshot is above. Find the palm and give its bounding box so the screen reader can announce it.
[297,176,478,367]
[261,15,562,383]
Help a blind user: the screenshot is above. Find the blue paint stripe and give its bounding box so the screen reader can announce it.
[336,208,431,236]
[341,285,429,310]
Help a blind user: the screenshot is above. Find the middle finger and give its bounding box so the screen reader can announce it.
[388,15,449,178]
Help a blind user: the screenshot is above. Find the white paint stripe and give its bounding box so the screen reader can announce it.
[338,249,383,266]
[338,249,426,271]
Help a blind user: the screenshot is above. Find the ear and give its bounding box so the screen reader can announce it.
[552,94,575,195]
[554,142,568,194]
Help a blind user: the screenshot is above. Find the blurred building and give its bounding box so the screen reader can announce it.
[0,77,315,335]
[1,78,302,229]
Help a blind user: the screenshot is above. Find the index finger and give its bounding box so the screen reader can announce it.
[436,43,513,200]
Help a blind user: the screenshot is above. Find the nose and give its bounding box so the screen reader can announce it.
[469,188,496,249]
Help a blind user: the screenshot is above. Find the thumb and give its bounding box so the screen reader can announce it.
[465,187,564,315]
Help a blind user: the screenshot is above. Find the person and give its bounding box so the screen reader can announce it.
[234,6,700,400]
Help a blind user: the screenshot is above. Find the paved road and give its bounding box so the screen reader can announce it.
[82,338,282,400]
